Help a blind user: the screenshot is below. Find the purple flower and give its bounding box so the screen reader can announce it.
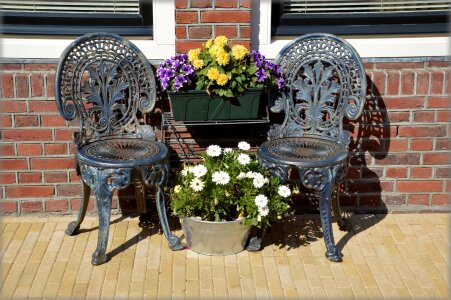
[256,69,267,82]
[277,77,285,89]
[181,64,195,75]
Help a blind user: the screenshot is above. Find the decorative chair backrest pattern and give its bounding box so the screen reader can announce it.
[268,33,366,144]
[55,33,157,148]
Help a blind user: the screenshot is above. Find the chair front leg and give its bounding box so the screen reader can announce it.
[65,180,90,236]
[300,167,342,262]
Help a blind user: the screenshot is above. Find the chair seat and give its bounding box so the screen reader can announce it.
[76,138,168,168]
[258,137,348,168]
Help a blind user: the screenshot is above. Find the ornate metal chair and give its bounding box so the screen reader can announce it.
[258,33,366,262]
[55,33,183,265]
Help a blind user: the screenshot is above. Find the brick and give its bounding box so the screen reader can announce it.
[24,64,57,71]
[17,143,42,156]
[57,185,81,197]
[387,140,408,152]
[192,0,212,7]
[0,201,18,214]
[396,181,443,193]
[215,26,238,38]
[0,173,16,185]
[384,97,424,109]
[401,71,414,95]
[413,111,435,122]
[7,186,54,198]
[71,198,95,212]
[240,0,251,8]
[427,96,451,108]
[428,61,450,68]
[41,115,66,127]
[2,129,53,141]
[176,26,187,39]
[446,181,451,192]
[435,139,451,151]
[0,115,12,127]
[431,194,450,205]
[55,129,75,141]
[416,71,430,95]
[445,70,451,94]
[201,11,250,23]
[0,63,21,70]
[239,26,251,38]
[384,195,406,205]
[189,26,212,39]
[15,115,39,127]
[46,74,55,98]
[437,111,451,122]
[44,143,67,155]
[371,72,386,96]
[375,62,424,69]
[348,180,390,193]
[175,0,187,9]
[387,72,400,95]
[436,167,451,178]
[423,153,451,165]
[386,167,407,178]
[20,201,43,213]
[229,40,250,49]
[359,195,382,207]
[29,100,59,113]
[398,125,446,137]
[0,100,27,113]
[16,74,29,98]
[0,144,15,156]
[176,41,205,53]
[31,74,44,97]
[408,194,429,205]
[30,158,75,170]
[1,73,14,98]
[176,12,198,24]
[387,112,410,123]
[431,71,444,94]
[44,172,67,183]
[45,200,69,212]
[410,139,433,151]
[215,0,237,8]
[375,154,420,165]
[69,171,80,182]
[19,172,42,184]
[410,167,432,178]
[0,159,28,170]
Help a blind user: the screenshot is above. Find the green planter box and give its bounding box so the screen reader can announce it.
[169,88,266,121]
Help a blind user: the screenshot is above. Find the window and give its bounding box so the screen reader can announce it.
[272,0,449,36]
[1,0,153,36]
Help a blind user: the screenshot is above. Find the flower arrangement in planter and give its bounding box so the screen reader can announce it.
[169,141,292,254]
[156,36,285,121]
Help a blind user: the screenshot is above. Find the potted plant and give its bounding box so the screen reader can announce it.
[157,36,285,121]
[169,141,292,255]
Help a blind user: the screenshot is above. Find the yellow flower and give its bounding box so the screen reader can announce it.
[209,44,221,58]
[205,39,213,49]
[214,36,228,47]
[231,44,248,60]
[188,48,200,62]
[193,59,205,69]
[216,73,228,86]
[216,50,230,66]
[207,67,220,81]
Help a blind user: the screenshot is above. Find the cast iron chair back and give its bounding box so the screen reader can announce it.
[258,33,366,262]
[55,33,183,265]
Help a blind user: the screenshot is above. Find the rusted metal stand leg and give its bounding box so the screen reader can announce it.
[66,180,90,236]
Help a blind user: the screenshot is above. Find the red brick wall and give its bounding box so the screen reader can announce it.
[175,0,251,53]
[1,59,449,215]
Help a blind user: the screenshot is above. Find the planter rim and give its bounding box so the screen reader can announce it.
[183,217,246,226]
[168,86,264,96]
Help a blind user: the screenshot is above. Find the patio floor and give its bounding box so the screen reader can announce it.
[0,213,449,299]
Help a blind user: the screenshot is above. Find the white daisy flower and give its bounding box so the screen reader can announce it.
[258,206,269,217]
[278,185,291,198]
[181,166,193,176]
[206,145,221,157]
[190,178,205,192]
[237,153,251,166]
[245,171,257,179]
[212,171,230,185]
[174,185,182,194]
[192,164,207,177]
[253,173,266,188]
[238,141,251,151]
[254,194,268,208]
[223,147,233,154]
[237,172,246,179]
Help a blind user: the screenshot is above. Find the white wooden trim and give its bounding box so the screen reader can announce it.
[0,0,175,59]
[251,0,450,59]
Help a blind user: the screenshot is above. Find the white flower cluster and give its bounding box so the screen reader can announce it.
[254,194,269,216]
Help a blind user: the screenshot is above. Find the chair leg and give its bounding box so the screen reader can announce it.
[65,180,90,236]
[331,186,347,231]
[92,184,113,265]
[319,176,342,262]
[133,170,152,225]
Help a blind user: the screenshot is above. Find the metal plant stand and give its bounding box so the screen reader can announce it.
[258,33,366,262]
[55,33,183,265]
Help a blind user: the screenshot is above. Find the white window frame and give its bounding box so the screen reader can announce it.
[251,0,449,59]
[1,0,175,59]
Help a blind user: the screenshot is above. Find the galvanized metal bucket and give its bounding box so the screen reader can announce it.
[181,218,251,255]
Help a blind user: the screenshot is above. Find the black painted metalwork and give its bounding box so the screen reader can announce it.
[55,33,183,265]
[258,33,366,262]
